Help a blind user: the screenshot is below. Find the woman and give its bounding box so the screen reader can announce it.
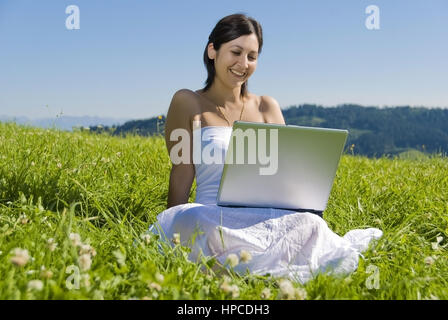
[149,13,382,283]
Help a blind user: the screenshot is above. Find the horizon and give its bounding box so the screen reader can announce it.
[1,0,447,119]
[3,102,447,123]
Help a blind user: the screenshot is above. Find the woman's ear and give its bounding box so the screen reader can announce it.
[207,43,216,60]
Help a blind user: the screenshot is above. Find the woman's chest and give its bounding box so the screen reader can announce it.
[192,96,265,127]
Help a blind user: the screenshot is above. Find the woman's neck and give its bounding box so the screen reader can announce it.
[203,82,244,108]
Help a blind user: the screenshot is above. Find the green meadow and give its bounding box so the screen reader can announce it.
[0,122,447,300]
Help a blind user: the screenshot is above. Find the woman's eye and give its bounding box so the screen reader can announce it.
[232,52,256,60]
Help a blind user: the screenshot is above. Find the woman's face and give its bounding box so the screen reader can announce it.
[209,33,259,88]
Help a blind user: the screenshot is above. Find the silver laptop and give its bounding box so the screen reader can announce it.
[216,121,348,216]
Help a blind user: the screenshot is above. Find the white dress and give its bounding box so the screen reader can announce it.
[149,126,382,283]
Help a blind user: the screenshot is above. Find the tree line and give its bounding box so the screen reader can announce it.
[90,104,448,158]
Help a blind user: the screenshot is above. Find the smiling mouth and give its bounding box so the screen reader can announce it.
[230,69,246,78]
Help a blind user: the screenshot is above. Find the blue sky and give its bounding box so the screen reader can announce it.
[0,0,447,120]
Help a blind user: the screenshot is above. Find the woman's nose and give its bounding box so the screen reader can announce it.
[237,55,249,69]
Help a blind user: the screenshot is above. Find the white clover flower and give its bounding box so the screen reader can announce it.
[140,234,151,245]
[219,280,232,293]
[172,233,180,245]
[155,273,164,283]
[219,278,239,298]
[239,250,252,263]
[10,248,30,267]
[177,267,183,277]
[229,284,240,298]
[20,214,29,225]
[278,279,295,300]
[148,282,162,291]
[226,253,239,268]
[424,256,435,265]
[431,236,444,250]
[79,244,97,257]
[27,280,44,291]
[57,162,62,169]
[81,274,91,288]
[40,267,53,279]
[294,287,307,300]
[47,238,58,252]
[261,288,271,299]
[69,233,83,247]
[78,253,92,271]
[374,218,382,225]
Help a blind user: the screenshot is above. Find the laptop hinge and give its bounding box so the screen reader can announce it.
[288,208,323,218]
[216,204,324,218]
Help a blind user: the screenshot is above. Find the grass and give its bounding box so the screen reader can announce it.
[0,121,447,300]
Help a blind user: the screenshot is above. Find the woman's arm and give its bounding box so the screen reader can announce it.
[167,163,195,208]
[164,89,196,209]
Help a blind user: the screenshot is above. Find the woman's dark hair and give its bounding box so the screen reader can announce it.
[202,13,263,98]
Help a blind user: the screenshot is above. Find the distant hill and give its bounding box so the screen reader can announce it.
[282,104,448,157]
[0,115,131,131]
[108,117,165,137]
[89,104,448,158]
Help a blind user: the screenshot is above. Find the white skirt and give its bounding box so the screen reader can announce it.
[149,203,383,284]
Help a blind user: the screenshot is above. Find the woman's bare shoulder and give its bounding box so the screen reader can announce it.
[246,92,261,105]
[165,89,201,133]
[258,95,279,110]
[258,95,285,124]
[171,89,201,108]
[168,89,201,118]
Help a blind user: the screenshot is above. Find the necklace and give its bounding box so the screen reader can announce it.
[216,97,245,126]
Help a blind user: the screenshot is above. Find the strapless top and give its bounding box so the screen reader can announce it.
[193,126,233,205]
